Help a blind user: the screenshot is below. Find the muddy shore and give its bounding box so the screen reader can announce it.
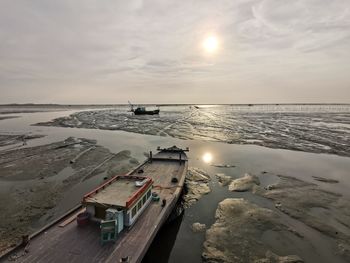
[203,198,304,263]
[0,134,45,148]
[183,167,211,208]
[0,137,138,254]
[0,116,18,121]
[0,104,117,114]
[202,173,350,263]
[35,107,350,157]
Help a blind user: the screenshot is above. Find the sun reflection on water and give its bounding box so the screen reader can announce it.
[202,152,213,163]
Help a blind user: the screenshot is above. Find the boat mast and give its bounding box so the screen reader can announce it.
[128,101,134,113]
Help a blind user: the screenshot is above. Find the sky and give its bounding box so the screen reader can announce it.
[0,0,349,104]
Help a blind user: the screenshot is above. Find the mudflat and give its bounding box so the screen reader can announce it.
[0,137,138,254]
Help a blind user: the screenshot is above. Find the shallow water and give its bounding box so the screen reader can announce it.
[37,104,350,156]
[0,105,350,262]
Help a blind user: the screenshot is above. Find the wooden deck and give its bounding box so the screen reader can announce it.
[1,149,188,263]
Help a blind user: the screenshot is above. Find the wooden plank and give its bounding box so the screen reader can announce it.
[58,208,86,228]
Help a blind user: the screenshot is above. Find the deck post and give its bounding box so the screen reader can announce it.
[120,256,130,262]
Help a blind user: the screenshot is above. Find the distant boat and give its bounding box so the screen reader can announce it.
[128,101,160,115]
[133,107,160,115]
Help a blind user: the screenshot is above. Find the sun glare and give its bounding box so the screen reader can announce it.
[202,152,213,163]
[203,35,218,53]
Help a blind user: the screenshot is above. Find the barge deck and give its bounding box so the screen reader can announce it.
[1,146,188,263]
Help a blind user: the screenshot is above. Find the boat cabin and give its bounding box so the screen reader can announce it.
[133,106,160,115]
[136,106,146,112]
[82,175,153,243]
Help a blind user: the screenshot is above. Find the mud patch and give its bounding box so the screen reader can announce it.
[203,198,303,263]
[191,222,206,233]
[312,176,339,184]
[215,173,231,186]
[0,116,19,121]
[183,167,211,208]
[35,106,350,157]
[228,173,260,192]
[259,175,350,260]
[0,137,138,254]
[0,134,45,147]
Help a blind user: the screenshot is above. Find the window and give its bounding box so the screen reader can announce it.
[143,195,147,204]
[147,190,151,199]
[137,201,142,210]
[131,206,137,218]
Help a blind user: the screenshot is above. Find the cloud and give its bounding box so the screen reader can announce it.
[0,0,349,103]
[237,0,350,51]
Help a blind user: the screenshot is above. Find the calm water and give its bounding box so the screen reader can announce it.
[0,105,350,262]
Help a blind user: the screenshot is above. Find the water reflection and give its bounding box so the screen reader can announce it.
[142,212,184,263]
[202,152,213,163]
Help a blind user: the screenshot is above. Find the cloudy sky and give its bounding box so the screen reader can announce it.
[0,0,349,104]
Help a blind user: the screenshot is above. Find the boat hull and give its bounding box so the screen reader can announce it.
[133,109,159,115]
[1,147,188,263]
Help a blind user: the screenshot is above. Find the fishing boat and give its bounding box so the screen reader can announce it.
[128,101,160,115]
[133,107,159,115]
[1,146,188,263]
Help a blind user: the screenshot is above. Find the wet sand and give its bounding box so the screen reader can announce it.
[0,104,117,115]
[35,105,350,157]
[0,134,45,147]
[0,116,18,121]
[203,198,304,263]
[201,174,350,262]
[183,168,211,208]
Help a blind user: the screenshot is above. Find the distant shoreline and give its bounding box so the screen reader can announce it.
[0,103,349,107]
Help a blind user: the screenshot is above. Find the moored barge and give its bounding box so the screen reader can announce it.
[1,146,188,263]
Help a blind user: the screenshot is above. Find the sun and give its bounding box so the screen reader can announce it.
[202,35,218,53]
[202,152,213,164]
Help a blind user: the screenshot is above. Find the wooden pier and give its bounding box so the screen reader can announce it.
[1,146,188,263]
